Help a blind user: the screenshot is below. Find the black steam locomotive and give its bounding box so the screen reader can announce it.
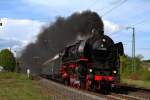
[42,28,124,93]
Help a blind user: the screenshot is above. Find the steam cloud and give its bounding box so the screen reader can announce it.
[20,10,104,74]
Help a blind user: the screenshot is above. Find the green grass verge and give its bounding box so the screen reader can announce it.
[0,72,51,100]
[121,78,150,89]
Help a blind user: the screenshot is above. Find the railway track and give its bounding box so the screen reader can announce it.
[32,75,150,100]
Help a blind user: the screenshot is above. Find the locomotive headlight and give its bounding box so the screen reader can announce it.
[102,38,106,42]
[89,69,92,72]
[113,70,117,74]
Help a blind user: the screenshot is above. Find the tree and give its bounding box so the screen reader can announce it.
[136,54,144,61]
[120,54,144,79]
[120,55,132,75]
[0,49,16,71]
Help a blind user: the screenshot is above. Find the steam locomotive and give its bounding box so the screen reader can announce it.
[42,29,124,93]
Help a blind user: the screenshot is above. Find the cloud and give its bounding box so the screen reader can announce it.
[0,38,21,48]
[0,18,45,40]
[0,15,149,59]
[0,18,45,51]
[22,0,103,14]
[24,0,71,7]
[0,17,123,50]
[103,20,124,34]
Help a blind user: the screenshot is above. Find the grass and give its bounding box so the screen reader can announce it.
[121,67,150,89]
[120,60,150,89]
[0,72,52,100]
[121,78,150,89]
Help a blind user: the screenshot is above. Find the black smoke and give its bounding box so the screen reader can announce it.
[20,10,104,74]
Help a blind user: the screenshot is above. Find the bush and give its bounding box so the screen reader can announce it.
[120,55,150,81]
[0,49,16,72]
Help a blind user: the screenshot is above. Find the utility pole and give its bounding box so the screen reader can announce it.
[0,19,2,26]
[14,50,19,72]
[127,27,135,72]
[0,19,2,68]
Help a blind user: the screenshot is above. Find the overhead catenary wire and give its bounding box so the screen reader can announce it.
[101,0,127,17]
[131,17,150,27]
[86,0,99,9]
[110,16,150,35]
[138,47,150,50]
[85,0,126,17]
[93,0,121,11]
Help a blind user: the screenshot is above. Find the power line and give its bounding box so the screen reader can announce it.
[93,0,124,14]
[110,17,150,35]
[138,47,150,50]
[86,0,99,9]
[132,17,150,26]
[0,19,2,26]
[93,0,127,16]
[101,0,127,17]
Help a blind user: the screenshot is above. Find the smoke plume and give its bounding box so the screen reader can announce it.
[20,10,104,74]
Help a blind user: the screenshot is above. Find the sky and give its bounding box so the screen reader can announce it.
[0,0,150,59]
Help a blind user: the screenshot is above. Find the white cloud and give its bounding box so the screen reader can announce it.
[24,0,71,7]
[0,17,148,59]
[0,17,123,49]
[23,0,103,13]
[0,18,45,51]
[103,20,124,34]
[0,18,45,39]
[0,38,22,50]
